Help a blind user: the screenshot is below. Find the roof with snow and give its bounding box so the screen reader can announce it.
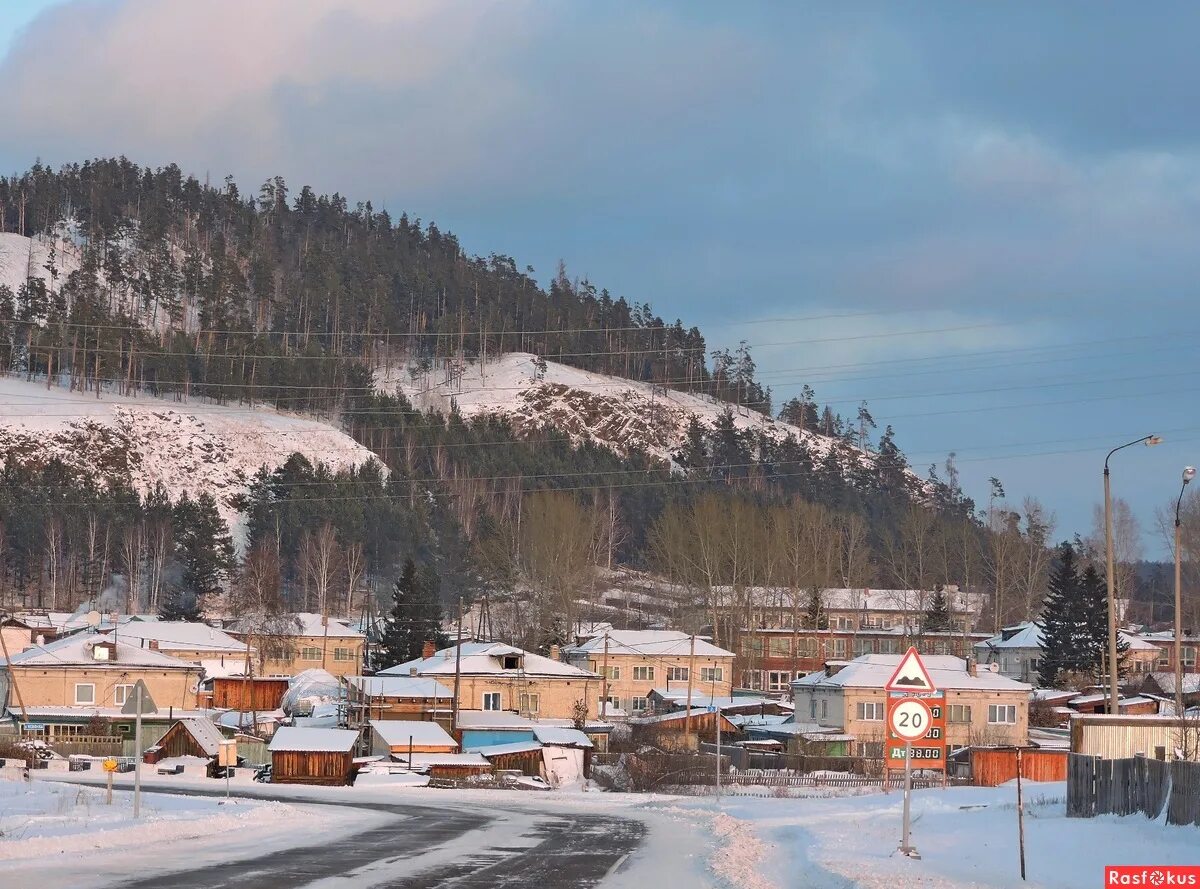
[370,720,457,749]
[454,710,538,730]
[170,717,227,757]
[392,752,491,768]
[343,675,453,699]
[475,741,545,757]
[1143,672,1200,694]
[532,726,593,748]
[792,654,1030,692]
[648,690,787,711]
[104,621,248,653]
[1,633,197,669]
[564,630,734,659]
[8,706,211,720]
[268,726,359,753]
[975,621,1158,651]
[228,613,364,639]
[378,642,598,680]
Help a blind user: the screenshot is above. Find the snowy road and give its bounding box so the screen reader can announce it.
[39,781,647,889]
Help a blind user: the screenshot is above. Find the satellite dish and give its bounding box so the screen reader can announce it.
[85,610,102,628]
[987,662,1000,673]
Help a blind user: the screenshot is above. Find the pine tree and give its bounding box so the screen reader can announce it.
[173,492,234,610]
[1039,542,1085,687]
[158,585,202,621]
[378,559,448,668]
[923,587,952,633]
[1080,563,1128,683]
[806,586,828,630]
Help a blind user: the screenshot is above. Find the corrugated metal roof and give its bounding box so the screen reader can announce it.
[268,727,359,753]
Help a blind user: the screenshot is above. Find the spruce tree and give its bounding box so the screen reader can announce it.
[806,586,828,629]
[158,585,203,621]
[923,588,952,633]
[173,492,235,610]
[1080,563,1128,683]
[378,559,448,668]
[1039,542,1084,687]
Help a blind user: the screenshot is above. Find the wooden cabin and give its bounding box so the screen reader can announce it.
[369,719,457,757]
[629,709,741,752]
[268,727,360,786]
[211,676,290,711]
[147,717,226,763]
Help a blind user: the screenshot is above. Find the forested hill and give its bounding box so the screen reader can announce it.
[0,158,998,645]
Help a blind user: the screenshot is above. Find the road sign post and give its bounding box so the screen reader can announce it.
[219,740,237,801]
[884,647,938,860]
[102,757,118,805]
[121,679,157,819]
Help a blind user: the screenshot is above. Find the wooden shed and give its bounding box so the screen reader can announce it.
[268,727,360,786]
[369,720,457,757]
[629,709,741,752]
[149,717,226,762]
[970,747,1068,786]
[479,742,545,777]
[212,676,290,711]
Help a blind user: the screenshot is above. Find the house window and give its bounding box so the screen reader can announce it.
[768,637,792,657]
[502,655,522,670]
[700,667,723,683]
[598,696,620,713]
[855,701,884,721]
[519,693,540,714]
[667,666,689,682]
[854,637,873,657]
[948,705,972,724]
[74,683,95,705]
[767,671,791,691]
[810,698,817,718]
[988,704,1017,725]
[821,699,828,719]
[633,666,655,682]
[796,637,818,657]
[631,696,648,713]
[333,647,354,662]
[300,646,322,660]
[830,639,847,658]
[482,692,501,711]
[601,665,620,680]
[113,684,134,706]
[741,637,764,657]
[1183,646,1197,668]
[741,670,765,690]
[1158,649,1171,668]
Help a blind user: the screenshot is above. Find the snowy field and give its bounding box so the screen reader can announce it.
[13,773,1199,888]
[673,781,1200,889]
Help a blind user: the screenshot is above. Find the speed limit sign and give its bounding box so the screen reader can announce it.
[889,698,932,742]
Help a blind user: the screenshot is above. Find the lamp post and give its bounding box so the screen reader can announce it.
[1175,467,1195,717]
[1104,435,1162,714]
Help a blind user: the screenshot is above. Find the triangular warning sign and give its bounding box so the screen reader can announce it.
[885,647,937,694]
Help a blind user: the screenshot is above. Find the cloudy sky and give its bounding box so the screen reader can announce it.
[0,1,1196,555]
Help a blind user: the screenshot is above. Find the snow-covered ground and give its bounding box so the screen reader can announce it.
[376,352,841,463]
[0,375,380,541]
[0,232,81,298]
[674,781,1200,889]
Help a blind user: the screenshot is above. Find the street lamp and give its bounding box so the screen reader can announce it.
[1104,435,1162,714]
[1175,466,1195,717]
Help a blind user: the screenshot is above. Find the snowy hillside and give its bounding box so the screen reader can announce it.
[0,377,380,540]
[0,231,80,297]
[376,352,841,463]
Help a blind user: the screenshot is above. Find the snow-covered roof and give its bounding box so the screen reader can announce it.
[171,717,227,757]
[745,720,826,737]
[8,706,211,720]
[454,710,537,730]
[476,741,545,757]
[976,621,1159,651]
[1,633,197,669]
[792,654,1030,692]
[564,630,734,659]
[227,613,365,639]
[104,621,248,653]
[532,726,593,748]
[1144,672,1200,694]
[343,675,453,699]
[629,709,739,726]
[378,642,598,680]
[392,752,491,768]
[212,709,284,729]
[648,690,785,711]
[268,726,359,753]
[370,720,457,749]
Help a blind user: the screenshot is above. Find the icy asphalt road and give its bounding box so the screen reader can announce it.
[50,780,647,889]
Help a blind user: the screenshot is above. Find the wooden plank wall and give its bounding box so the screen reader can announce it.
[972,749,1067,787]
[1069,753,1196,825]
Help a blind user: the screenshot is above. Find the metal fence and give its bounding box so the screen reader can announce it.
[1067,753,1200,826]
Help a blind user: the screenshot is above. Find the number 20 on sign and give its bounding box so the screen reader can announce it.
[889,698,933,742]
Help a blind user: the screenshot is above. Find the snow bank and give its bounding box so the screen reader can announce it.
[0,774,305,862]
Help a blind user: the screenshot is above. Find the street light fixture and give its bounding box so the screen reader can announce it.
[1104,435,1162,715]
[1174,466,1195,717]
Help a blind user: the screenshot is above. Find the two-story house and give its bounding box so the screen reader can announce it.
[562,630,735,717]
[974,621,1161,686]
[791,653,1031,755]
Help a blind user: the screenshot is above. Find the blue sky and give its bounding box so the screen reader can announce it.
[0,1,1196,557]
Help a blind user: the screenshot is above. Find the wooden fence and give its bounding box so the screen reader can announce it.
[1068,753,1200,826]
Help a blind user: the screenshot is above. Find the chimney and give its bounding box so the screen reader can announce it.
[422,640,436,659]
[549,644,561,662]
[966,657,978,677]
[409,667,418,677]
[149,640,159,651]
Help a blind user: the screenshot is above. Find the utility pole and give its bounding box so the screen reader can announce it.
[600,633,610,721]
[0,615,29,768]
[684,633,697,745]
[452,597,464,732]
